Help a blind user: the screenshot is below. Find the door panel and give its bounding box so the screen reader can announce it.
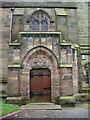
[30,68,51,102]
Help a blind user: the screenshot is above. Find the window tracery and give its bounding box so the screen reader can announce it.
[31,11,49,31]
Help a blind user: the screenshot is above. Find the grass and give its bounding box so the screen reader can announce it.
[0,99,20,116]
[81,106,90,109]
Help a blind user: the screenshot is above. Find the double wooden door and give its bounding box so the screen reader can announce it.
[30,68,51,102]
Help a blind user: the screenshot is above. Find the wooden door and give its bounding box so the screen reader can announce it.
[30,68,51,102]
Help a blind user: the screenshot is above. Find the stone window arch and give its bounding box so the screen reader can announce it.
[30,10,50,31]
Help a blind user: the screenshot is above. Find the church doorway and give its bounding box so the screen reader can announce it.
[30,68,51,102]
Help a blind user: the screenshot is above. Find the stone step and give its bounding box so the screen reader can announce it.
[26,102,54,105]
[20,103,62,110]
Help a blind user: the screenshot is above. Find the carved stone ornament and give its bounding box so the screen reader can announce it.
[31,55,50,67]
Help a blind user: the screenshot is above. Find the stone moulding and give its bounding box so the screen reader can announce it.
[81,52,90,55]
[13,8,25,15]
[21,45,59,67]
[80,45,90,50]
[9,43,21,46]
[60,64,73,68]
[19,31,62,44]
[0,80,7,84]
[1,2,77,9]
[61,43,71,46]
[8,64,21,68]
[61,41,80,51]
[19,31,61,35]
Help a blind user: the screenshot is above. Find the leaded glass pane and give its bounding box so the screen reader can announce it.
[31,11,48,31]
[32,21,39,31]
[41,20,48,31]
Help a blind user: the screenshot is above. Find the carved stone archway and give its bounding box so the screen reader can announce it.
[20,46,60,102]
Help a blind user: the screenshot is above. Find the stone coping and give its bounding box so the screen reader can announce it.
[1,2,77,9]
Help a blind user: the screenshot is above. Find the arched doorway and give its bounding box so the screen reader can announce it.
[30,68,51,102]
[21,46,60,102]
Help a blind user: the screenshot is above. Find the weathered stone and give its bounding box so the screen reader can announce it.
[1,1,89,104]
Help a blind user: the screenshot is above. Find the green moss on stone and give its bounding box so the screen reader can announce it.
[9,43,21,46]
[60,96,75,103]
[60,96,75,100]
[13,8,25,15]
[6,97,22,100]
[61,43,71,46]
[74,93,88,96]
[74,93,89,102]
[73,44,80,48]
[60,64,73,67]
[55,8,67,16]
[59,96,76,107]
[8,65,21,68]
[82,87,90,91]
[62,40,67,43]
[81,47,90,50]
[13,59,20,64]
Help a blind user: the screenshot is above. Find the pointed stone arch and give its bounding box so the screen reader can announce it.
[26,10,52,31]
[20,46,60,102]
[27,9,52,23]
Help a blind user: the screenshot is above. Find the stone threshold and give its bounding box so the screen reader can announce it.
[20,102,62,110]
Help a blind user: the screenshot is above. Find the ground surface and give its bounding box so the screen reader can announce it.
[0,99,20,116]
[3,103,89,118]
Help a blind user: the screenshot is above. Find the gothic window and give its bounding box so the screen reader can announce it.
[31,11,49,31]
